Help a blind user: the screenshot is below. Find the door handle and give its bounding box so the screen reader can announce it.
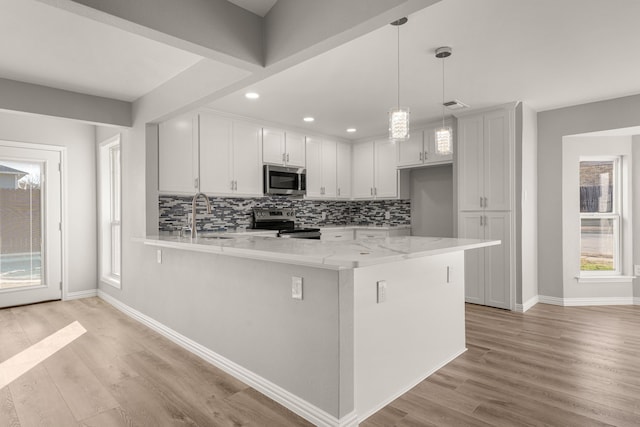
[480,215,483,226]
[419,152,423,161]
[286,153,290,163]
[484,197,488,208]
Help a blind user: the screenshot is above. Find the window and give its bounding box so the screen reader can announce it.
[99,135,121,287]
[579,158,620,275]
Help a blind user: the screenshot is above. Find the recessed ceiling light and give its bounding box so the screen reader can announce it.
[346,128,357,133]
[245,92,260,99]
[303,117,315,122]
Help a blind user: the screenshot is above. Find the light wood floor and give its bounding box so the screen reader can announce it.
[1,299,639,426]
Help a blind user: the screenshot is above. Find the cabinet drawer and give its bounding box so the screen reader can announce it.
[321,230,354,241]
[355,229,388,239]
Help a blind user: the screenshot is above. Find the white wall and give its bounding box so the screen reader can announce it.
[410,165,453,237]
[520,104,538,304]
[0,111,97,294]
[562,136,633,299]
[537,93,640,299]
[634,136,640,300]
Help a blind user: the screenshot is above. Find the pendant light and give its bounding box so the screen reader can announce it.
[389,17,409,142]
[435,46,453,155]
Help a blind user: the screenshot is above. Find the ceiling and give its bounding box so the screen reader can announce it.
[227,0,277,17]
[208,0,640,140]
[0,0,203,101]
[2,0,640,139]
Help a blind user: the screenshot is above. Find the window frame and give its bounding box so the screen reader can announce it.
[98,135,122,288]
[578,156,622,277]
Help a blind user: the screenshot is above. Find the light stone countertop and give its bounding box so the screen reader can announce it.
[140,234,500,270]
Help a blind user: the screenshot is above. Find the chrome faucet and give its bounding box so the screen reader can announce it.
[191,192,212,238]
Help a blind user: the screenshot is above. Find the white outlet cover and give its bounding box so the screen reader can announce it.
[156,249,162,264]
[292,276,303,300]
[377,280,387,303]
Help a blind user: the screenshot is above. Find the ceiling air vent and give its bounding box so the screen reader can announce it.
[443,100,469,110]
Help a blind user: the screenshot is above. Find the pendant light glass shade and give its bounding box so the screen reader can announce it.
[389,108,410,142]
[389,18,409,142]
[435,126,452,155]
[435,46,452,154]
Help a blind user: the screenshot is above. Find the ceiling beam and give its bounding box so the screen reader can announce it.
[264,0,441,68]
[34,0,264,71]
[0,78,131,127]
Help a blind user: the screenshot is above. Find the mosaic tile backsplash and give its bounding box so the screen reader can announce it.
[159,195,411,232]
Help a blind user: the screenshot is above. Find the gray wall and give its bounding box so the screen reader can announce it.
[537,93,640,299]
[410,164,454,238]
[634,136,640,299]
[0,111,97,294]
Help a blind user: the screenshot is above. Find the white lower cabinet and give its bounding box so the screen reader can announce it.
[458,211,511,309]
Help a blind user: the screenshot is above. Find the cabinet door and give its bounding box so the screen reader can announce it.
[484,212,511,310]
[483,109,511,211]
[285,132,306,167]
[158,113,198,193]
[458,212,485,305]
[305,136,323,198]
[374,139,398,198]
[233,120,263,196]
[352,141,375,199]
[425,125,453,164]
[199,112,233,194]
[321,139,337,197]
[336,141,352,199]
[262,127,285,165]
[457,115,484,210]
[397,131,424,167]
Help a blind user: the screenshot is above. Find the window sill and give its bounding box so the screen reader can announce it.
[101,275,121,289]
[575,275,635,284]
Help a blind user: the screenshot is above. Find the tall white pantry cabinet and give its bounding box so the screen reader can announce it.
[457,106,515,310]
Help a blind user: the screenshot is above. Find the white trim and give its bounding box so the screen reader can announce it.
[97,290,354,427]
[64,289,98,300]
[575,275,635,284]
[357,348,467,424]
[539,295,634,306]
[634,297,640,305]
[514,295,539,312]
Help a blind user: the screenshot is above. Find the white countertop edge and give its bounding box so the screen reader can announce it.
[136,236,500,270]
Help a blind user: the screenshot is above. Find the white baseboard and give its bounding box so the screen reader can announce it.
[635,297,640,305]
[65,289,98,300]
[539,295,634,306]
[515,295,539,312]
[97,290,354,427]
[356,347,467,424]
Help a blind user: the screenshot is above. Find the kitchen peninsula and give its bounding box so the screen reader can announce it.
[132,235,499,426]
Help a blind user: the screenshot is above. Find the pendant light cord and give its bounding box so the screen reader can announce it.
[397,24,401,110]
[441,54,445,129]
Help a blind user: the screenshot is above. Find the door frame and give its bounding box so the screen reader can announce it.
[0,139,68,302]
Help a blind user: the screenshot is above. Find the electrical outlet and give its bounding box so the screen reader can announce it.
[156,249,162,264]
[385,211,391,220]
[446,266,453,283]
[377,280,387,303]
[292,276,303,300]
[635,264,640,276]
[321,212,327,220]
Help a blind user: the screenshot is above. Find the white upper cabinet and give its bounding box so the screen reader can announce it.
[158,112,199,194]
[262,127,305,167]
[352,141,375,199]
[352,140,399,199]
[374,139,398,198]
[336,141,352,199]
[397,121,454,168]
[232,120,263,196]
[305,137,336,198]
[458,108,511,211]
[199,113,233,194]
[199,112,262,197]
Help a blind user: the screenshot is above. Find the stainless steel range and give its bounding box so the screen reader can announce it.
[252,208,321,239]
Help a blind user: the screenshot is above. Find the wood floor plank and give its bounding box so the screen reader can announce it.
[224,387,312,427]
[0,387,20,427]
[79,407,136,427]
[10,365,79,427]
[43,346,120,422]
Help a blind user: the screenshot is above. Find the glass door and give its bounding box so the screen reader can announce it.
[0,143,62,308]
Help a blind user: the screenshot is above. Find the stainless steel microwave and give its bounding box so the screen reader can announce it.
[264,165,306,196]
